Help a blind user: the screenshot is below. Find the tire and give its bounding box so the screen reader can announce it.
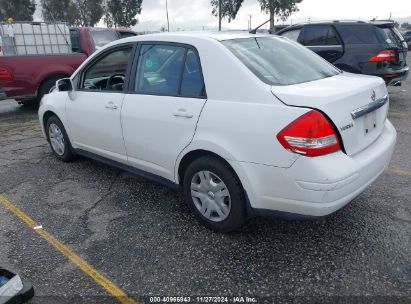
[46,115,75,162]
[38,76,65,103]
[183,156,247,232]
[19,98,38,107]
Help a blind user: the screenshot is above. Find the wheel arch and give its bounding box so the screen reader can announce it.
[177,149,239,186]
[42,110,59,138]
[176,148,255,218]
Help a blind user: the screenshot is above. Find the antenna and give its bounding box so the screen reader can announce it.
[166,0,170,32]
[249,18,270,34]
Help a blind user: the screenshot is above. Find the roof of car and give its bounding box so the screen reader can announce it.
[278,20,396,30]
[105,31,272,47]
[142,31,269,41]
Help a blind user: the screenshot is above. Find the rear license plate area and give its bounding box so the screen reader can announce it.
[363,110,378,136]
[398,52,405,63]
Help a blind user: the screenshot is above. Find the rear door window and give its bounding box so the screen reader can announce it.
[325,26,341,45]
[180,49,205,97]
[302,25,341,46]
[135,44,185,96]
[135,44,205,97]
[302,25,329,46]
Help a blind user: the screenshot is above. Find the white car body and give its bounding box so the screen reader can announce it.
[39,32,396,218]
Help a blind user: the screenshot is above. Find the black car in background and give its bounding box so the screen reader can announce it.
[277,21,409,86]
[403,31,411,50]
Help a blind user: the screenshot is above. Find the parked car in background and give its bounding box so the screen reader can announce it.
[39,32,396,231]
[277,21,409,86]
[403,30,411,50]
[116,28,139,39]
[0,23,137,105]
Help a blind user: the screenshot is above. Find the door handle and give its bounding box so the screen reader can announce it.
[173,109,193,118]
[105,101,118,110]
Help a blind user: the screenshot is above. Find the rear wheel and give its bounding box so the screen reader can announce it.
[183,156,247,232]
[46,115,74,162]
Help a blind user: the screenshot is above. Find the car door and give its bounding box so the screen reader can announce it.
[66,44,135,163]
[301,25,344,63]
[121,43,207,180]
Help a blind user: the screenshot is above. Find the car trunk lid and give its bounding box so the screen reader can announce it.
[271,73,389,156]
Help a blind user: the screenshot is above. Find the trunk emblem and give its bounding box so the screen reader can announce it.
[371,90,376,102]
[340,123,354,132]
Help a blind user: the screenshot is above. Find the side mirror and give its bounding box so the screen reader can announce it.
[56,78,73,92]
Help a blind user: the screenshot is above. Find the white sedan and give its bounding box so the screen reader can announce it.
[39,32,396,232]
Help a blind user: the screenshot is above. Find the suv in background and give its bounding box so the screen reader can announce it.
[277,21,409,86]
[403,31,411,50]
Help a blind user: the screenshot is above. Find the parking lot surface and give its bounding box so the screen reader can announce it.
[1,56,410,303]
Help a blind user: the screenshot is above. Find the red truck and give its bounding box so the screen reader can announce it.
[0,26,137,105]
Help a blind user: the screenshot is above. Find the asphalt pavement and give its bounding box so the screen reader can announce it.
[0,57,410,303]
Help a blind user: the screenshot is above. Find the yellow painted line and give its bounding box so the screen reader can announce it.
[385,167,411,176]
[0,194,138,304]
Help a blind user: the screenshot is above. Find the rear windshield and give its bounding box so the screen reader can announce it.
[90,30,119,49]
[376,27,404,48]
[222,37,340,86]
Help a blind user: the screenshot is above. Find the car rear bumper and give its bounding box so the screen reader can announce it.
[359,61,409,85]
[383,66,409,85]
[229,120,397,217]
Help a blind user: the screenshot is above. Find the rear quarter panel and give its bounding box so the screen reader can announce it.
[173,37,309,178]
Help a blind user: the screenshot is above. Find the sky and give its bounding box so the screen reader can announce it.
[132,0,411,32]
[33,0,411,32]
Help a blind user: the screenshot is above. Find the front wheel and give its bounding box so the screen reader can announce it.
[46,115,75,162]
[183,156,247,232]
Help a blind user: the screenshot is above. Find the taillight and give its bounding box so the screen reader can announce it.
[277,110,341,157]
[0,68,12,81]
[368,50,396,62]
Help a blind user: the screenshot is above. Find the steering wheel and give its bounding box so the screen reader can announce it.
[106,74,125,90]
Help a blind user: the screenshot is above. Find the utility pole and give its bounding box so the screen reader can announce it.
[166,0,170,32]
[218,0,222,31]
[248,14,252,30]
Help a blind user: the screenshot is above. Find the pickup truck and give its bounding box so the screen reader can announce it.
[0,26,137,105]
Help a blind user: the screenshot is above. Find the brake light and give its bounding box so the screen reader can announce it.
[276,110,341,157]
[368,50,396,62]
[0,68,12,81]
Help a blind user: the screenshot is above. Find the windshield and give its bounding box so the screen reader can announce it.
[222,37,340,86]
[90,30,119,49]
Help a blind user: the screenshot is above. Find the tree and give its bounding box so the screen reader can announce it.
[103,0,114,27]
[73,0,104,26]
[0,0,35,21]
[41,0,103,26]
[258,0,302,33]
[41,0,79,25]
[211,0,244,31]
[106,0,142,28]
